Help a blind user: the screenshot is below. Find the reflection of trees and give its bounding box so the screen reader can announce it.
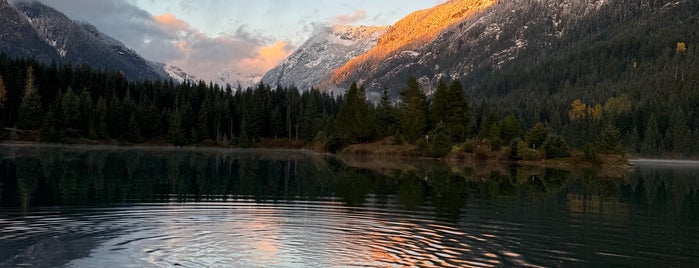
[1,147,699,221]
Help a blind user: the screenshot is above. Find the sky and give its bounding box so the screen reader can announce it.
[30,0,445,82]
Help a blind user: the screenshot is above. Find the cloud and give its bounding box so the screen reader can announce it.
[330,9,367,25]
[238,41,294,74]
[154,13,189,31]
[27,0,294,83]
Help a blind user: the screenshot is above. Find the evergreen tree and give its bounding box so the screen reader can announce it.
[445,80,469,141]
[95,97,108,139]
[18,67,43,129]
[669,109,690,155]
[399,77,428,143]
[526,122,550,150]
[430,80,449,128]
[335,82,373,143]
[376,87,397,137]
[168,109,186,145]
[641,114,660,155]
[543,133,570,159]
[499,114,522,143]
[125,112,141,142]
[597,125,624,154]
[61,87,81,132]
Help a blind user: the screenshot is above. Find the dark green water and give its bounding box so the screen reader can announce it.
[0,145,698,267]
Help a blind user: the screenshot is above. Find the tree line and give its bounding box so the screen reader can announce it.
[0,51,694,159]
[0,54,340,146]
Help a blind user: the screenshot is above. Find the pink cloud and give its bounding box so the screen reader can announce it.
[331,9,367,25]
[154,13,189,31]
[238,41,294,74]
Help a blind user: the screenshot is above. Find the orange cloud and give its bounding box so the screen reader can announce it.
[238,41,293,74]
[154,13,189,30]
[331,9,367,25]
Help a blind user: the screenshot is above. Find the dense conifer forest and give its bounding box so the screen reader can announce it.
[0,50,697,159]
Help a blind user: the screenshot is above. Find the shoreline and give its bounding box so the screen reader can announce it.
[5,140,698,168]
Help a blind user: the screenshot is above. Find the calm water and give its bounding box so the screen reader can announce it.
[1,145,698,267]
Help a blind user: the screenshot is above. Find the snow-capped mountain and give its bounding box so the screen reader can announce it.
[261,25,388,91]
[0,0,191,82]
[332,0,615,96]
[0,0,56,62]
[266,0,689,100]
[210,68,262,89]
[161,64,196,83]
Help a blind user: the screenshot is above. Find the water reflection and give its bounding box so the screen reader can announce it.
[0,145,698,267]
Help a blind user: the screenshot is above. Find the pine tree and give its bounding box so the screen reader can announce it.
[335,82,373,143]
[669,109,690,155]
[641,114,660,155]
[18,67,43,130]
[597,125,624,154]
[61,87,81,132]
[543,133,570,159]
[95,97,108,139]
[430,80,449,128]
[376,87,397,137]
[399,77,428,143]
[125,112,141,142]
[445,80,469,141]
[526,122,550,150]
[168,109,186,145]
[499,114,522,143]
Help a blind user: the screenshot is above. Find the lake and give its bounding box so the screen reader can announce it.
[1,144,698,267]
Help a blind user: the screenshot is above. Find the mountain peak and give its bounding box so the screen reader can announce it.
[331,0,498,85]
[261,25,387,91]
[0,0,192,82]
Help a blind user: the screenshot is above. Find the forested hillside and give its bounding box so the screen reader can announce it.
[462,0,699,157]
[0,55,340,146]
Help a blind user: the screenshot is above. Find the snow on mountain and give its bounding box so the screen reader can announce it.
[205,68,261,89]
[261,25,388,91]
[331,0,618,97]
[162,64,196,83]
[0,0,192,82]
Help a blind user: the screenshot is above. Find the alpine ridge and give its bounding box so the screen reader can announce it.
[265,0,696,100]
[0,0,188,82]
[261,25,387,91]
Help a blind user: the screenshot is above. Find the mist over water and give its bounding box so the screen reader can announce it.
[1,145,698,267]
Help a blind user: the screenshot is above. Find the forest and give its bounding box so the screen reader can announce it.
[0,50,696,160]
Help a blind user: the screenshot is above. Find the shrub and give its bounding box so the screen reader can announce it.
[517,140,542,161]
[474,146,490,162]
[324,135,344,153]
[429,131,452,158]
[462,141,474,153]
[543,133,570,159]
[509,138,523,161]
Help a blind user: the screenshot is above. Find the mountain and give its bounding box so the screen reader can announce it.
[266,0,696,101]
[331,0,498,93]
[0,0,56,62]
[261,25,388,91]
[326,0,615,95]
[0,0,188,82]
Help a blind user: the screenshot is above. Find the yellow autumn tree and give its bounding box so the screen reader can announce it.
[604,94,631,114]
[587,103,603,121]
[568,99,587,121]
[676,42,687,53]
